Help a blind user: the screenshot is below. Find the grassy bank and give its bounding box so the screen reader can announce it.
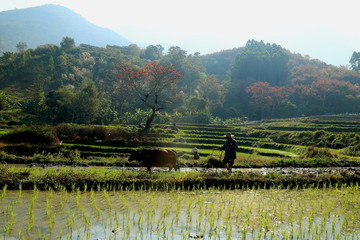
[1,166,360,191]
[2,147,360,170]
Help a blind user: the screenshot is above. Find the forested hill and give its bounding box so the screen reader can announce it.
[202,40,360,118]
[0,4,131,52]
[200,47,245,80]
[1,38,360,125]
[201,42,360,85]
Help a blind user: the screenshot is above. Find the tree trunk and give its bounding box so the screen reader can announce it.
[143,108,156,133]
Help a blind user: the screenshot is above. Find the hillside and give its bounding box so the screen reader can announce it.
[1,37,360,125]
[200,43,360,85]
[0,4,131,52]
[200,47,244,80]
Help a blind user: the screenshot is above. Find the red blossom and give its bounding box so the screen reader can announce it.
[116,62,183,108]
[246,82,288,113]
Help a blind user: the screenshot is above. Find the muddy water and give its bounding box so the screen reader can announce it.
[122,166,360,175]
[1,188,360,240]
[7,163,360,175]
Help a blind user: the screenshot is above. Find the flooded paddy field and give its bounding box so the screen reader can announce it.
[155,166,360,175]
[10,163,360,175]
[1,119,360,239]
[1,187,360,239]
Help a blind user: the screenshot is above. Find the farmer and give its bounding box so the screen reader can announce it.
[192,147,200,160]
[214,133,238,172]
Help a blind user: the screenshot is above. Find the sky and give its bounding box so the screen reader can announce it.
[1,0,360,66]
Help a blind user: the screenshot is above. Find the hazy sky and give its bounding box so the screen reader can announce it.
[1,0,360,66]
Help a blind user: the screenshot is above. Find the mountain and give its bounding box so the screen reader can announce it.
[0,4,131,52]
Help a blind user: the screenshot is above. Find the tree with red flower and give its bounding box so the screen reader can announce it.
[246,82,291,119]
[117,62,183,132]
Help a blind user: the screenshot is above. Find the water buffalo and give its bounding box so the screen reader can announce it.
[128,148,179,172]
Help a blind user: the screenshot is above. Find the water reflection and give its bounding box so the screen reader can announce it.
[0,188,359,239]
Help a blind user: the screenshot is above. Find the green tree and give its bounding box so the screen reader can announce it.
[141,45,164,61]
[231,40,289,86]
[45,80,102,124]
[60,37,75,51]
[310,78,359,113]
[107,44,142,57]
[198,75,225,104]
[16,42,28,52]
[186,96,208,113]
[45,86,76,122]
[160,46,204,95]
[200,47,244,79]
[0,39,3,54]
[226,40,290,118]
[72,80,102,123]
[0,92,11,110]
[350,51,360,72]
[22,90,47,115]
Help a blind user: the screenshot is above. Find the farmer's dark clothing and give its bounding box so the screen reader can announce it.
[219,138,238,165]
[193,152,200,160]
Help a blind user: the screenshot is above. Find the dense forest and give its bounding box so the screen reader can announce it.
[1,37,360,126]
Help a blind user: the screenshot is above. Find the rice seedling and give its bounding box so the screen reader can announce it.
[1,184,7,201]
[0,185,360,239]
[3,203,15,235]
[25,189,39,233]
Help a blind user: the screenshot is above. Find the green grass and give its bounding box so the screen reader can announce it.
[0,129,10,134]
[63,143,130,152]
[1,165,360,191]
[242,146,299,157]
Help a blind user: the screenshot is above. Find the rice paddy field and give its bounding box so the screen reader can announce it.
[1,115,360,239]
[1,186,360,239]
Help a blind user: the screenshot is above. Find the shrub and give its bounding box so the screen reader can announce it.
[54,123,81,141]
[304,146,337,159]
[107,127,134,140]
[55,124,109,142]
[1,125,59,146]
[119,109,150,125]
[312,130,327,140]
[0,166,30,182]
[340,143,360,156]
[54,123,138,143]
[0,92,21,111]
[176,111,214,124]
[78,126,108,140]
[330,134,348,149]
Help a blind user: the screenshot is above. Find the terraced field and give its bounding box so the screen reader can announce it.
[59,117,358,166]
[1,115,360,168]
[58,123,299,163]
